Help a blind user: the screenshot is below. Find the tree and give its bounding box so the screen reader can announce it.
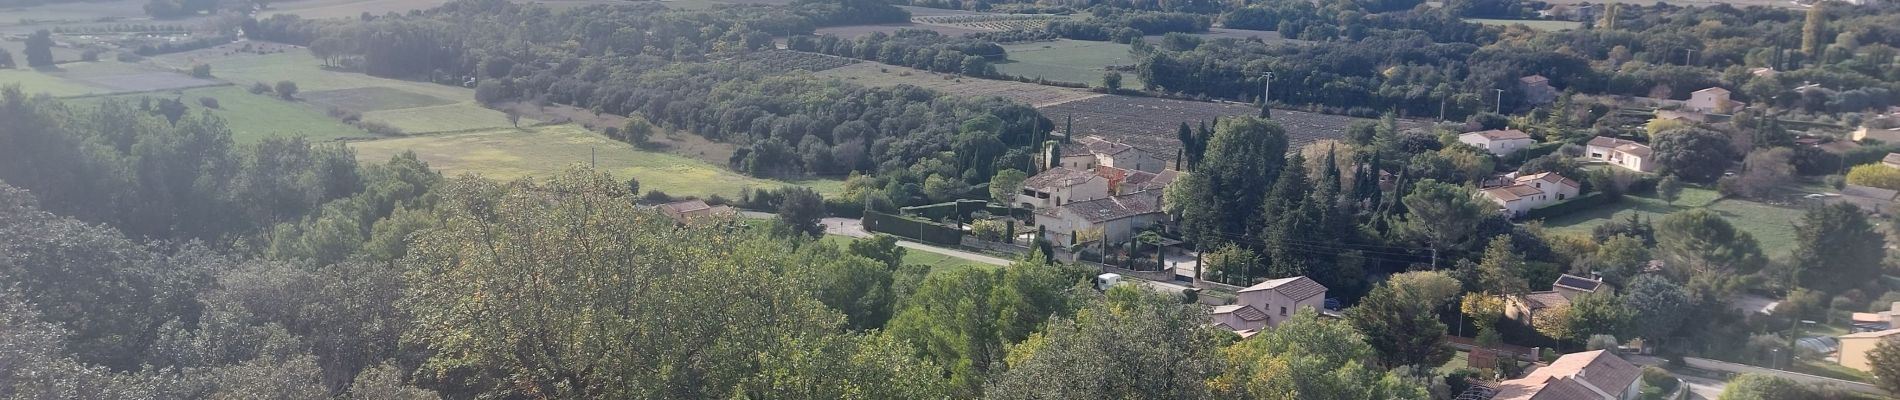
[1719,374,1815,400]
[622,116,655,145]
[1589,234,1651,288]
[1179,117,1287,245]
[624,176,640,197]
[1623,275,1693,344]
[1657,175,1682,205]
[1211,310,1428,399]
[847,234,906,270]
[777,186,826,237]
[986,287,1221,399]
[0,49,15,69]
[1790,202,1886,294]
[1477,235,1530,295]
[1400,180,1498,256]
[1202,243,1256,286]
[274,81,299,100]
[1847,164,1900,190]
[1802,3,1826,58]
[1101,71,1123,92]
[1346,281,1453,376]
[792,242,894,330]
[887,258,1075,397]
[505,109,521,128]
[1867,338,1900,395]
[1650,126,1734,183]
[1722,148,1794,198]
[190,63,212,78]
[24,30,53,67]
[1552,292,1629,346]
[989,169,1028,206]
[250,82,271,95]
[1656,209,1765,278]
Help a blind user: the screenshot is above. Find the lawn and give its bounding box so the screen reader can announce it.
[1463,18,1584,31]
[0,68,101,97]
[1434,350,1471,376]
[69,85,368,144]
[349,124,840,198]
[996,39,1144,89]
[1540,187,1806,258]
[821,234,995,275]
[0,61,222,97]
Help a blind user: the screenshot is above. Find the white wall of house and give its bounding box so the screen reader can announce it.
[1236,289,1325,328]
[1058,154,1097,171]
[1016,178,1109,209]
[1461,135,1537,156]
[1103,151,1162,173]
[1585,145,1653,173]
[1525,179,1579,202]
[1687,90,1731,113]
[1211,308,1267,332]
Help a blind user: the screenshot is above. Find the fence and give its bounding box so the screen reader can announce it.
[862,211,965,246]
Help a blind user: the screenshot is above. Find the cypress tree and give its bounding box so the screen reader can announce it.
[1802,4,1825,59]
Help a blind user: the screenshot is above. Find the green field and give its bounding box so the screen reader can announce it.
[350,124,840,198]
[1540,187,1806,258]
[996,39,1144,89]
[0,68,100,97]
[70,85,368,144]
[1464,18,1584,31]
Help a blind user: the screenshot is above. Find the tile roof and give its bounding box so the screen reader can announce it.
[1465,129,1534,141]
[1615,143,1653,157]
[1055,194,1161,223]
[1884,153,1900,165]
[1552,274,1603,292]
[1076,136,1135,156]
[1844,185,1899,201]
[1524,291,1571,310]
[1211,304,1270,322]
[1494,350,1641,400]
[1517,172,1580,190]
[1022,167,1100,189]
[1587,136,1641,148]
[658,200,712,214]
[1694,87,1730,95]
[1239,276,1328,301]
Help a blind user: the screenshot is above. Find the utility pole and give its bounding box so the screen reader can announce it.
[1494,89,1504,114]
[1683,48,1697,66]
[1259,71,1275,119]
[1439,95,1448,121]
[590,147,596,169]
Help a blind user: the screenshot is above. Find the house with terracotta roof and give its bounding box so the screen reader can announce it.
[1840,328,1900,372]
[1031,193,1165,244]
[1686,87,1740,114]
[1049,136,1162,173]
[1481,172,1581,216]
[1584,137,1654,173]
[1015,167,1110,210]
[1233,276,1327,329]
[1210,304,1271,332]
[656,200,736,226]
[1833,184,1898,215]
[1491,350,1642,400]
[1506,274,1607,326]
[1460,129,1538,156]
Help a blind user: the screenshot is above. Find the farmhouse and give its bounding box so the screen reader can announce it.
[1584,137,1654,173]
[1459,129,1537,156]
[1016,167,1110,209]
[656,200,736,226]
[1839,329,1900,372]
[1832,184,1898,214]
[1031,193,1165,244]
[1491,350,1641,400]
[1212,276,1327,336]
[1506,274,1607,326]
[1095,166,1181,196]
[1049,136,1163,173]
[1481,172,1581,216]
[1685,87,1741,114]
[1519,75,1557,105]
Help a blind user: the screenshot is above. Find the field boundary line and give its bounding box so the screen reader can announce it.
[55,82,237,100]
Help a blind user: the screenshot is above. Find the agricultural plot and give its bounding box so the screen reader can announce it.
[816,62,1101,107]
[0,60,221,97]
[996,39,1142,88]
[1146,27,1297,43]
[1036,95,1424,161]
[349,124,841,198]
[303,87,454,114]
[1463,18,1584,31]
[69,85,370,144]
[814,23,986,38]
[736,50,860,73]
[260,0,456,20]
[913,14,1064,31]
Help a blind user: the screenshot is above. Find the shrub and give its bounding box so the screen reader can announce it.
[327,107,362,123]
[971,219,1005,242]
[274,80,298,100]
[1847,164,1900,190]
[249,82,270,94]
[643,190,674,204]
[80,49,101,62]
[189,63,211,78]
[356,120,404,135]
[197,97,218,109]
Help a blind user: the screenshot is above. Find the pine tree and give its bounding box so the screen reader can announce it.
[1063,115,1073,143]
[1261,154,1313,279]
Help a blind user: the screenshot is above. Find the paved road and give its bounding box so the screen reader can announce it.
[806,214,1195,293]
[1626,355,1726,399]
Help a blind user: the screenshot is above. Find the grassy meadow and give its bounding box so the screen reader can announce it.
[68,85,368,144]
[1539,187,1807,258]
[996,39,1143,88]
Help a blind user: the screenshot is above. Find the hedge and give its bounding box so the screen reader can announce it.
[1522,192,1615,220]
[863,210,964,246]
[901,199,1028,222]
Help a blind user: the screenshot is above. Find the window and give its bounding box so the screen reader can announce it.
[1280,306,1287,316]
[1558,193,1566,200]
[1590,152,1604,158]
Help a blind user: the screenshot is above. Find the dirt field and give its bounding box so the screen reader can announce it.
[1037,95,1428,161]
[817,62,1101,107]
[260,0,456,19]
[304,86,454,114]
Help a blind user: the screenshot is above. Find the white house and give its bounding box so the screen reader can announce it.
[1481,172,1581,216]
[1049,136,1163,173]
[1491,350,1642,400]
[1459,129,1537,156]
[1016,167,1110,210]
[1032,193,1165,244]
[1686,87,1739,114]
[1585,136,1654,173]
[1232,276,1327,329]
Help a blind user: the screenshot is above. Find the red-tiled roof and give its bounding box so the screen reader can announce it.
[1212,304,1270,322]
[1239,276,1327,301]
[1494,350,1641,400]
[1523,291,1571,310]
